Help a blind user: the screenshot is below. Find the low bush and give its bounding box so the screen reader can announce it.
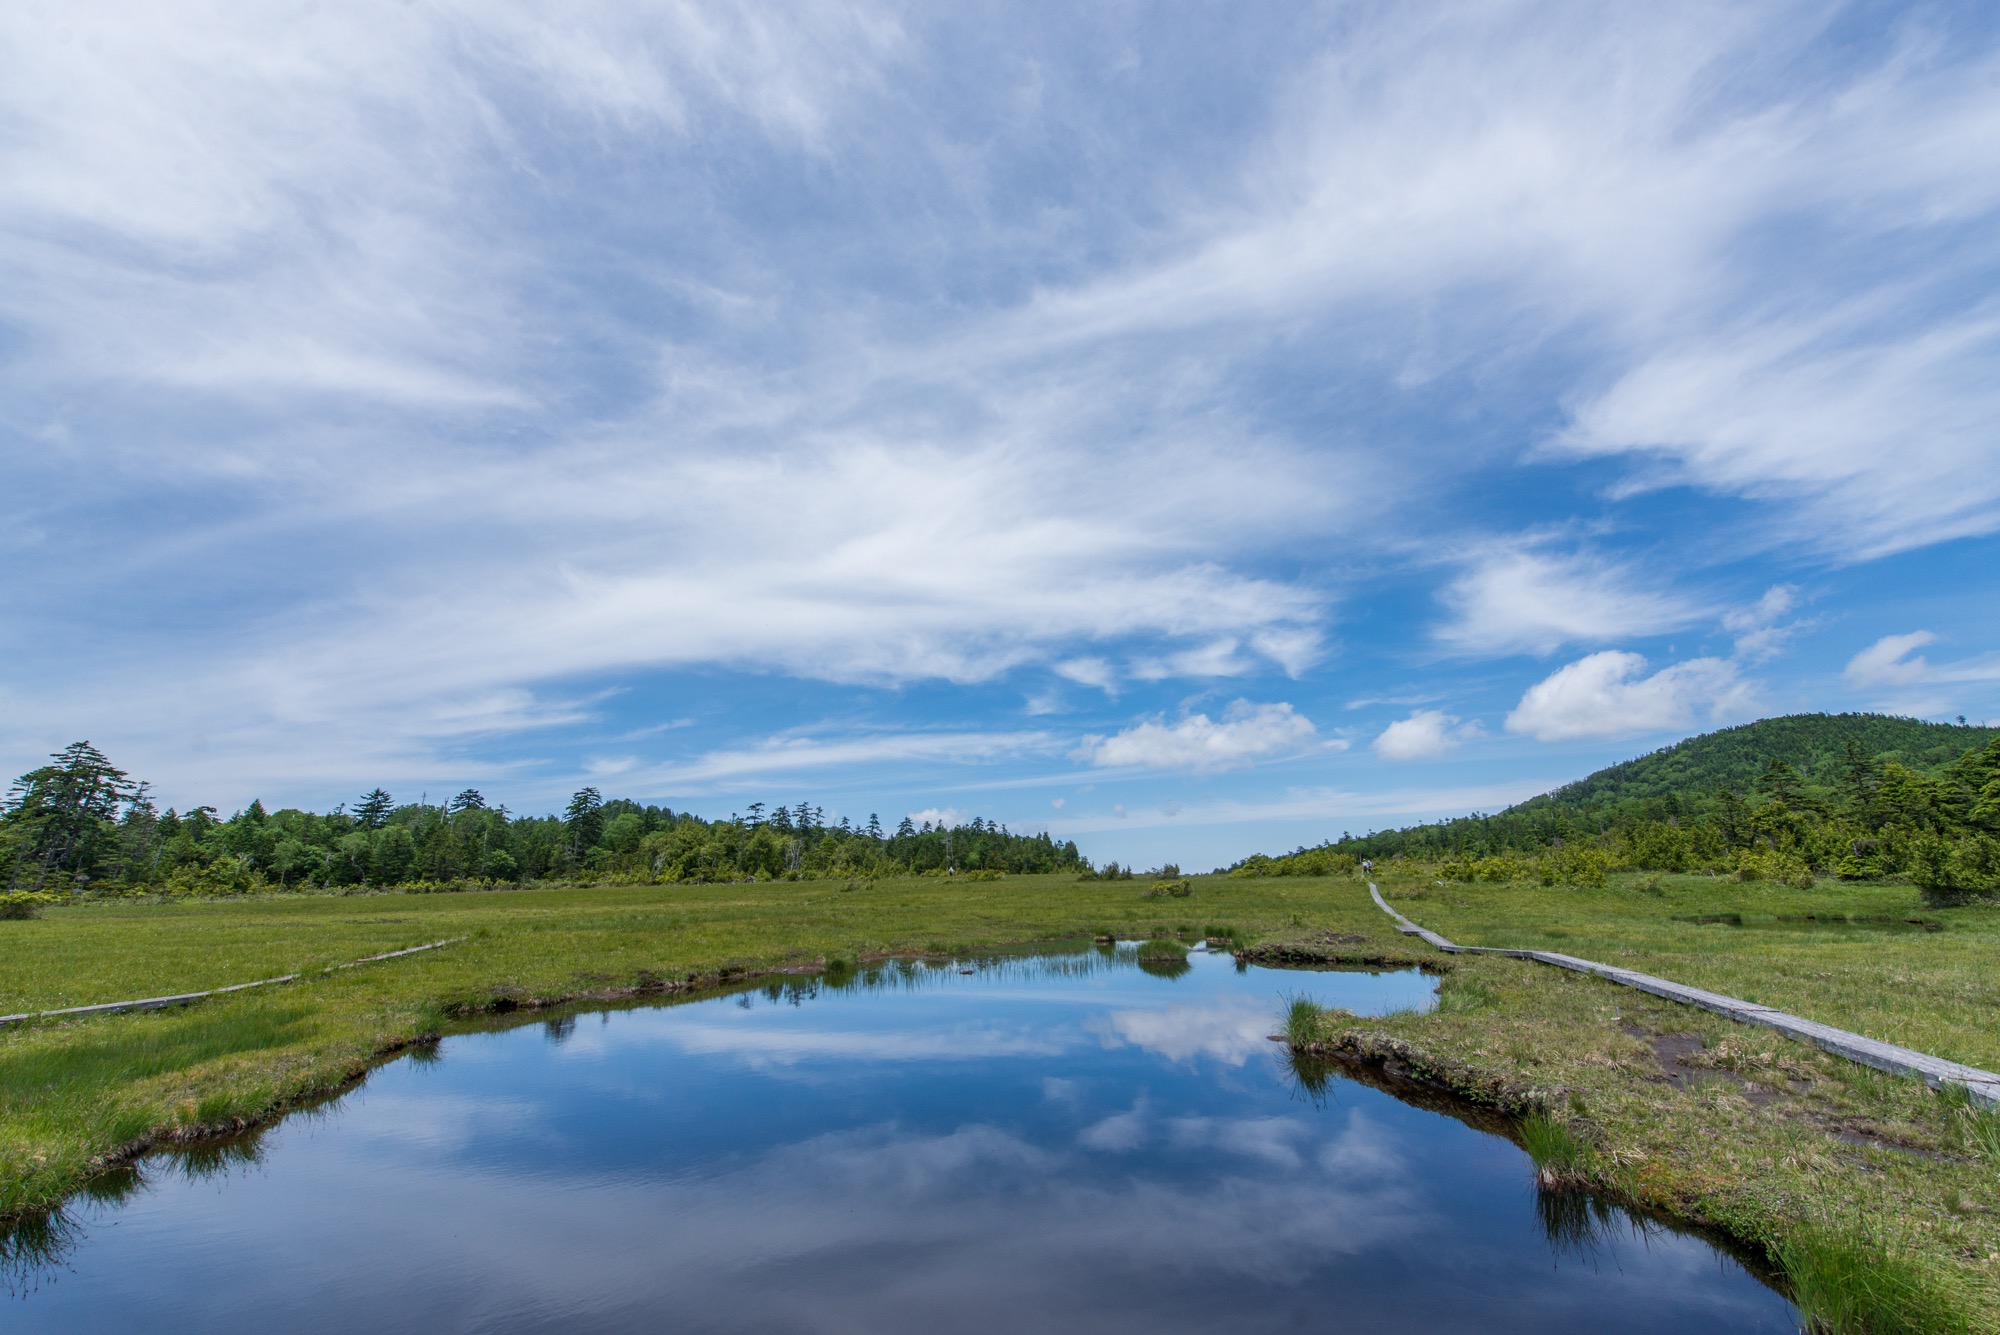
[0,892,59,920]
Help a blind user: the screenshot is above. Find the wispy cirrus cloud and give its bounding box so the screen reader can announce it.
[1434,546,1704,658]
[3,1,1999,835]
[1845,632,2000,698]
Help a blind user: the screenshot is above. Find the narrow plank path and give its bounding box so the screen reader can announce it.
[0,937,466,1029]
[1367,883,2000,1109]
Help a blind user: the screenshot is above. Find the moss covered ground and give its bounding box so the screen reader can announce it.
[2,870,1995,1329]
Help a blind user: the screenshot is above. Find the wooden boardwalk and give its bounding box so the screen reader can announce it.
[0,938,465,1029]
[1367,884,2000,1109]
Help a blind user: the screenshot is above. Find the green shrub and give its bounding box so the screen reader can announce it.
[0,891,59,920]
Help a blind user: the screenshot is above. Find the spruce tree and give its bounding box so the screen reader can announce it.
[354,789,394,829]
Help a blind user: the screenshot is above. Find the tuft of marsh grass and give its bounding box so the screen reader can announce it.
[411,1000,452,1038]
[1283,993,1324,1047]
[1517,1112,1589,1189]
[1774,1225,1969,1335]
[1958,1108,2000,1169]
[1135,938,1188,961]
[1433,976,1498,1015]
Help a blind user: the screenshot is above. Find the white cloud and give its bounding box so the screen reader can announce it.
[1077,1102,1148,1153]
[1505,650,1757,742]
[625,730,1058,789]
[1844,632,2000,692]
[1435,548,1703,657]
[1093,999,1278,1067]
[1722,584,1802,663]
[1371,710,1481,762]
[1558,303,2000,557]
[1054,658,1118,692]
[7,3,2000,805]
[1078,701,1317,772]
[1845,631,1938,687]
[1130,639,1257,682]
[907,807,969,830]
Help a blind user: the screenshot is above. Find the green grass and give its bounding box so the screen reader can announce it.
[1517,1112,1588,1188]
[1776,1225,1970,1335]
[3,870,1997,1326]
[1283,993,1325,1046]
[1380,871,2000,1071]
[1135,937,1189,960]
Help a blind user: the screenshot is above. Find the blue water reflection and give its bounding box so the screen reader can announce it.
[8,945,1795,1332]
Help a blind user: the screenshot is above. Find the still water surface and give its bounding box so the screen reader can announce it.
[10,945,1796,1332]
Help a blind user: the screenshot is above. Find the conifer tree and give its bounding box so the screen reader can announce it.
[354,789,394,829]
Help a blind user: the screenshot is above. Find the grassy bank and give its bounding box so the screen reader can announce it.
[1377,870,2000,1071]
[4,870,1997,1327]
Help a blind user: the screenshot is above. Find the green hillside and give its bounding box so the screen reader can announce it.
[1229,713,2000,895]
[1524,713,1999,812]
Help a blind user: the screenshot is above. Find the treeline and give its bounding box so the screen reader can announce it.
[1229,719,2000,897]
[0,743,1086,897]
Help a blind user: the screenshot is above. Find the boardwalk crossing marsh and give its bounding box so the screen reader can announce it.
[4,946,1795,1332]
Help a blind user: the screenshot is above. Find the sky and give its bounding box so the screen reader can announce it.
[4,1,2000,870]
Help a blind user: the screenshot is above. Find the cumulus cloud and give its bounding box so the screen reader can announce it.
[1435,548,1703,657]
[1078,701,1317,772]
[1371,710,1481,762]
[1505,651,1757,742]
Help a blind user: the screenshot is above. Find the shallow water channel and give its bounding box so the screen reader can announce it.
[10,944,1798,1331]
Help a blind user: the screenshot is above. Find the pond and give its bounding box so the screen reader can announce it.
[7,943,1797,1332]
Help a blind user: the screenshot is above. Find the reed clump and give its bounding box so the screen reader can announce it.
[1517,1112,1589,1189]
[1282,994,1324,1046]
[1774,1224,1968,1335]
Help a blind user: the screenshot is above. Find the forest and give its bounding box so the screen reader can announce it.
[1229,714,2000,897]
[0,743,1086,898]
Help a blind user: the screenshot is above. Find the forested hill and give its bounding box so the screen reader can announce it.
[1520,714,1998,813]
[0,743,1086,896]
[1227,713,2000,895]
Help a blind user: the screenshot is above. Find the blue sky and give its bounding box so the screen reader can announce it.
[4,1,1999,869]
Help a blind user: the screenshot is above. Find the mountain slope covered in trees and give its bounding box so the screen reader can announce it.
[0,744,1085,896]
[1229,713,2000,896]
[1522,714,1997,811]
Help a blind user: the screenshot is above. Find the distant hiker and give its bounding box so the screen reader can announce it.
[1360,859,1374,876]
